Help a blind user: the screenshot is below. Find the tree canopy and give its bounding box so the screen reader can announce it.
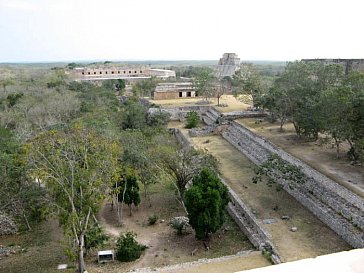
[25,126,121,273]
[184,168,229,241]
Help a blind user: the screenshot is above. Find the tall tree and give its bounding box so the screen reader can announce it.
[25,126,121,273]
[116,173,141,216]
[158,144,219,212]
[193,67,216,101]
[232,63,263,106]
[0,126,47,230]
[120,98,146,130]
[184,168,229,243]
[120,130,161,206]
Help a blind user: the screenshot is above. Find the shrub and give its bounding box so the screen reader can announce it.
[170,216,190,235]
[84,224,109,255]
[148,214,158,226]
[185,111,199,129]
[115,232,146,262]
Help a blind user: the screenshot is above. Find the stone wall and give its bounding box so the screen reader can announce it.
[161,106,210,121]
[221,111,267,121]
[222,121,364,248]
[224,181,282,263]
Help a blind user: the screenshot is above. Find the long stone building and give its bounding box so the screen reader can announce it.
[302,59,364,74]
[72,66,176,81]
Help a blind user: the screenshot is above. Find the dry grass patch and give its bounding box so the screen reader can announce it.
[150,95,251,113]
[236,118,364,198]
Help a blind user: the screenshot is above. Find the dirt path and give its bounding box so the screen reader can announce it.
[177,128,351,262]
[130,251,270,273]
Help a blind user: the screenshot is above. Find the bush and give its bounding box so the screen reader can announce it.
[170,216,190,235]
[185,111,199,129]
[148,214,158,225]
[84,224,109,255]
[115,232,146,262]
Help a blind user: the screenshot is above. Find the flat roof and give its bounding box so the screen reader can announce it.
[98,250,114,255]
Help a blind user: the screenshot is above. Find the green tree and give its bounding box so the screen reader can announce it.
[232,63,263,107]
[116,79,126,93]
[159,145,219,212]
[132,77,159,97]
[184,168,229,242]
[120,99,146,130]
[215,77,231,106]
[0,126,47,229]
[116,174,141,216]
[193,67,216,100]
[320,86,352,158]
[120,130,161,206]
[267,61,344,139]
[344,72,364,161]
[25,126,121,273]
[260,85,292,130]
[185,111,199,128]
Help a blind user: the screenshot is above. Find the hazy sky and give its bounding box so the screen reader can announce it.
[0,0,363,62]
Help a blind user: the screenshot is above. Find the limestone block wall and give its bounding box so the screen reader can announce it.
[221,121,364,248]
[225,182,282,263]
[161,106,210,121]
[221,111,267,121]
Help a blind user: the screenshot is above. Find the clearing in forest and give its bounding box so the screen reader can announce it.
[88,180,268,272]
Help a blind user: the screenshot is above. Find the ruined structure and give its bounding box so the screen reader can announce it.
[166,105,364,249]
[216,53,241,78]
[72,66,176,81]
[153,82,195,100]
[302,59,364,74]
